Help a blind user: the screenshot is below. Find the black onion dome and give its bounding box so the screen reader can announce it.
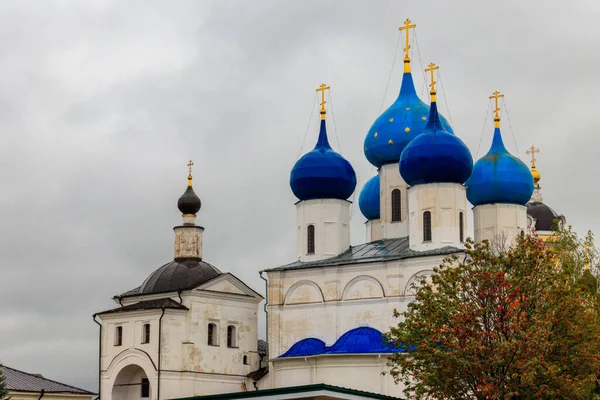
[177,185,201,215]
[138,259,222,295]
[527,202,564,231]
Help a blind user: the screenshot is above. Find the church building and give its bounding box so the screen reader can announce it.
[94,19,566,400]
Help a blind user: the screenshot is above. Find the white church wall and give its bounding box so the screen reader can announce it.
[266,254,452,359]
[271,355,405,398]
[379,163,409,239]
[296,199,351,262]
[473,203,528,247]
[408,183,467,251]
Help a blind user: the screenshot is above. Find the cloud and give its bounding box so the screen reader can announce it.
[0,0,596,391]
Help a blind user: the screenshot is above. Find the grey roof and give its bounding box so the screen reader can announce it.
[97,298,188,315]
[1,365,95,395]
[264,237,461,272]
[118,259,222,298]
[527,201,564,231]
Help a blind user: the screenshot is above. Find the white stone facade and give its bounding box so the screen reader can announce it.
[408,183,467,251]
[473,203,528,247]
[295,199,351,262]
[379,163,409,239]
[98,275,262,400]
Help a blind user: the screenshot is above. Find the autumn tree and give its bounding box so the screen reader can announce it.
[386,229,600,399]
[0,365,8,400]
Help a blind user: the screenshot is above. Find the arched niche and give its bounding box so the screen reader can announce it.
[342,275,385,300]
[404,269,434,296]
[284,280,324,305]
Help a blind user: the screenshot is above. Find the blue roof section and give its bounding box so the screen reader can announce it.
[279,327,406,358]
[280,338,327,357]
[290,119,357,201]
[358,175,380,220]
[400,101,473,186]
[364,72,453,168]
[466,127,534,206]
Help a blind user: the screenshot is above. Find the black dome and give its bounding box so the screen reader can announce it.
[177,186,201,215]
[139,259,221,295]
[527,201,563,231]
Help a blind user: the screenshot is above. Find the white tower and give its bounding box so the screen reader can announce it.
[290,84,357,262]
[467,92,534,249]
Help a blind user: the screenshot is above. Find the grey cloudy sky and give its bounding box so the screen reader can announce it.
[0,0,598,392]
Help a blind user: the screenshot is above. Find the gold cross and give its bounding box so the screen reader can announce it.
[425,62,439,99]
[187,160,194,185]
[398,19,416,62]
[489,91,504,127]
[525,145,540,167]
[316,83,330,120]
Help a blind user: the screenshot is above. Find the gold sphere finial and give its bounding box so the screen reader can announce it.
[525,145,541,185]
[316,83,330,120]
[187,160,194,186]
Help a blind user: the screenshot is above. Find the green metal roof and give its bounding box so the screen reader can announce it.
[263,237,461,272]
[172,383,402,400]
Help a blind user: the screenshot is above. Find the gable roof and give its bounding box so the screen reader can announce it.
[1,365,95,395]
[173,383,402,400]
[96,298,188,315]
[263,237,461,272]
[196,273,263,299]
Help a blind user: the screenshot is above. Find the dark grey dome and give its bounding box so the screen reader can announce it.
[177,185,201,215]
[138,259,222,295]
[527,201,563,231]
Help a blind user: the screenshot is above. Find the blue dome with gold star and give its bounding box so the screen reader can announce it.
[290,119,357,201]
[400,101,473,185]
[358,175,380,220]
[467,127,533,206]
[364,72,453,168]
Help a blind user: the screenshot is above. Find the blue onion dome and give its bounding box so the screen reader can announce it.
[324,327,399,354]
[358,175,380,220]
[400,100,473,186]
[467,127,533,206]
[364,72,453,168]
[178,174,201,215]
[279,338,326,358]
[290,119,357,201]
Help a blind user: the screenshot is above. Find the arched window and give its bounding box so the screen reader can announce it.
[114,326,123,346]
[391,189,401,222]
[142,323,150,344]
[459,212,464,243]
[307,225,315,255]
[227,325,237,348]
[208,323,218,346]
[141,378,150,398]
[423,211,432,242]
[243,355,249,365]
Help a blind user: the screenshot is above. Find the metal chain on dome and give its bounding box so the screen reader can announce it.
[297,91,318,158]
[328,90,342,152]
[475,98,492,159]
[502,99,522,160]
[413,30,428,100]
[437,70,455,129]
[377,30,402,115]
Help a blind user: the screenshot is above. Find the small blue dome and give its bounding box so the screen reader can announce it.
[325,327,398,354]
[364,72,453,168]
[290,119,357,201]
[466,127,534,206]
[358,175,380,220]
[400,101,473,186]
[280,338,326,358]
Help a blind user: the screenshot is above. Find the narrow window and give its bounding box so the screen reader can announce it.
[423,211,432,242]
[227,325,237,348]
[141,378,150,398]
[307,225,315,255]
[142,323,150,344]
[208,323,217,346]
[114,326,123,346]
[459,212,464,243]
[391,189,401,222]
[243,355,249,365]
